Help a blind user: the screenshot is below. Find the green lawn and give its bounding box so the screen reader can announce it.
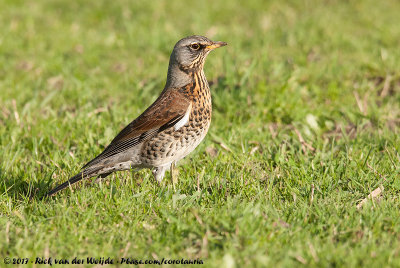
[1,0,400,267]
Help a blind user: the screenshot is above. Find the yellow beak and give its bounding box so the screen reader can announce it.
[206,41,228,51]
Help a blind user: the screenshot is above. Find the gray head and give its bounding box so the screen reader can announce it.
[171,35,227,70]
[166,35,227,88]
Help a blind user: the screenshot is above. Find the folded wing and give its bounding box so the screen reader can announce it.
[83,89,192,169]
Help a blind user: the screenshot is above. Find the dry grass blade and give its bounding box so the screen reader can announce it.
[353,91,368,115]
[88,107,108,117]
[6,221,10,243]
[212,139,233,153]
[293,127,315,153]
[12,99,20,125]
[121,242,131,259]
[295,255,307,265]
[250,146,259,155]
[379,74,392,97]
[356,186,384,209]
[308,242,319,262]
[310,184,315,205]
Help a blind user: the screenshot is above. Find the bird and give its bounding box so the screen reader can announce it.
[47,35,227,196]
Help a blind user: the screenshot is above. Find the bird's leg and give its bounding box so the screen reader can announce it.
[170,162,179,190]
[152,165,169,185]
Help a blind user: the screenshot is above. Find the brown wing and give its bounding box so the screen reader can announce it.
[82,89,191,169]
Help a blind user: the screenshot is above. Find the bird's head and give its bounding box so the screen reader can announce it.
[170,35,227,71]
[165,35,226,88]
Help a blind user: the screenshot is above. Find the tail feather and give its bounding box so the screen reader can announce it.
[47,168,101,196]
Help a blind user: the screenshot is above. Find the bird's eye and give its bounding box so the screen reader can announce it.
[190,43,200,50]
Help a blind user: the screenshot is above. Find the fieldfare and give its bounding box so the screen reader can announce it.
[47,35,227,196]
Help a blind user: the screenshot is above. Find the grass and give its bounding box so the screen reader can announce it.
[1,0,400,267]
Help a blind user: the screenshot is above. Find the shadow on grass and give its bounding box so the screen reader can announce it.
[0,168,52,202]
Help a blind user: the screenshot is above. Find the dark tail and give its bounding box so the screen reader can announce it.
[47,168,101,196]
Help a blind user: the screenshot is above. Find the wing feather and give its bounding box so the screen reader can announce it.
[82,89,191,169]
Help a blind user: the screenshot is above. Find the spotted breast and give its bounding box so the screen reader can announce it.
[140,69,212,169]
